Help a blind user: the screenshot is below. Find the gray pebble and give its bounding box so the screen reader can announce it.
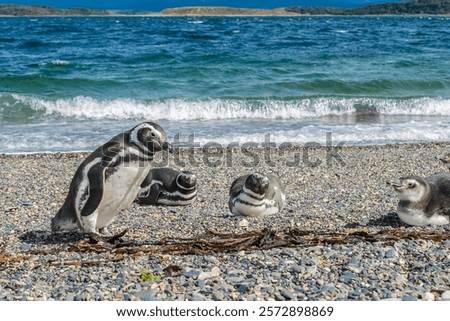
[204,256,219,264]
[261,286,275,294]
[395,274,407,283]
[372,293,381,301]
[321,284,336,293]
[225,276,244,283]
[74,294,86,301]
[403,294,418,301]
[348,291,361,299]
[236,284,249,293]
[68,273,77,282]
[183,270,201,279]
[385,248,397,258]
[212,291,224,301]
[339,272,358,283]
[291,265,304,273]
[135,289,158,300]
[190,293,207,301]
[279,288,295,300]
[441,291,450,300]
[19,244,32,251]
[274,293,286,301]
[93,293,104,301]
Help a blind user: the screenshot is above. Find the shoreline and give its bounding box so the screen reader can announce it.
[2,140,450,157]
[1,143,450,300]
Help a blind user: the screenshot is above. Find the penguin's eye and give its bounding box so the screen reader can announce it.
[407,182,415,188]
[151,132,156,137]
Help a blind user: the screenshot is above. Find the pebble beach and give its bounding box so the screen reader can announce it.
[1,143,450,301]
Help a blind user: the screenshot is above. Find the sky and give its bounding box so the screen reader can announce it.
[1,1,409,12]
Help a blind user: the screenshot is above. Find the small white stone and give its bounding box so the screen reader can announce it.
[239,219,249,227]
[395,274,407,283]
[441,290,450,300]
[210,266,221,277]
[423,292,434,301]
[197,267,221,280]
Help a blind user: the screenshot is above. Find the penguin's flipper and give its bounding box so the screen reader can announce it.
[77,162,106,233]
[229,175,247,199]
[80,162,105,217]
[81,140,124,215]
[148,183,162,205]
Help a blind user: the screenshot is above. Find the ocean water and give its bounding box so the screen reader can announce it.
[0,16,449,153]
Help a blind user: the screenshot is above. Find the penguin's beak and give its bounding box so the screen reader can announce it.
[386,179,402,190]
[163,142,174,154]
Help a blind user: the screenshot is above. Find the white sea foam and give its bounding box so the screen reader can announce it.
[190,121,450,146]
[51,59,70,65]
[3,116,450,154]
[11,95,450,121]
[37,60,70,67]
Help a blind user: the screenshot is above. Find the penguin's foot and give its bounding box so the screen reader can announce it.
[88,228,128,245]
[98,227,110,235]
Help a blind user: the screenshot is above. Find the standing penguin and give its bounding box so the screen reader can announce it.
[136,168,197,206]
[51,121,172,234]
[229,172,285,217]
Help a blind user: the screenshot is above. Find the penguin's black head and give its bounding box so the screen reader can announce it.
[245,173,269,195]
[130,122,173,154]
[176,171,197,190]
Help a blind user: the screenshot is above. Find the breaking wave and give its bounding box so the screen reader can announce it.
[1,94,450,122]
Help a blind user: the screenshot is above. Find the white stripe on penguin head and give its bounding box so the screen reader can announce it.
[130,123,162,154]
[176,173,197,191]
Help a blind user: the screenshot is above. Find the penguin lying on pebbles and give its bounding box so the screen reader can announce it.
[136,167,197,206]
[387,173,450,226]
[51,121,172,234]
[229,172,285,217]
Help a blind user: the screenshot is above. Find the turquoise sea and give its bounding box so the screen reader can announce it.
[0,16,449,153]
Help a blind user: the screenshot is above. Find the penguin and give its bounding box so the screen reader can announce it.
[387,173,450,226]
[136,167,197,206]
[51,121,172,234]
[229,172,285,217]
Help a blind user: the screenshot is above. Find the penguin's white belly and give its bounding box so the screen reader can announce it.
[157,190,198,206]
[232,193,278,217]
[232,202,278,217]
[397,208,450,226]
[96,164,150,228]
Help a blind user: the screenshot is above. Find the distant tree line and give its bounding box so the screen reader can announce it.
[0,0,449,16]
[286,0,450,15]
